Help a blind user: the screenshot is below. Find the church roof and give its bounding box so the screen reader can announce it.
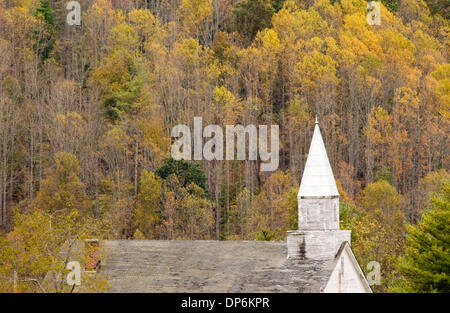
[98,240,336,292]
[298,118,339,197]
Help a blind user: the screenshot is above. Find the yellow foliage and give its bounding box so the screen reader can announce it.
[249,171,297,239]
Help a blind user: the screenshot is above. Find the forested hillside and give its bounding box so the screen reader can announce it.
[0,0,448,292]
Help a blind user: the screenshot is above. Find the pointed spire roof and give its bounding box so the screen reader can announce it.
[298,118,339,197]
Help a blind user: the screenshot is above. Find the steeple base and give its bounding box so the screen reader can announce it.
[286,230,351,260]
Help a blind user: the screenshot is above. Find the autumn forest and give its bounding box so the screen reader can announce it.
[0,0,449,292]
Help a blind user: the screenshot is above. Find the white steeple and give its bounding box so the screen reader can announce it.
[298,117,339,198]
[287,117,351,260]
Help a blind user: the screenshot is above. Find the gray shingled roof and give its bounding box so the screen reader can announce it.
[98,240,336,293]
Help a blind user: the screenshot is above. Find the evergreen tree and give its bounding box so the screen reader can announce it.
[380,0,399,12]
[34,0,57,60]
[393,181,450,292]
[155,158,206,190]
[232,0,275,42]
[424,0,450,18]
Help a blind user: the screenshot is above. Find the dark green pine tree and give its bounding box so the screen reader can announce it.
[392,181,450,292]
[155,158,207,190]
[34,0,58,60]
[35,0,55,26]
[424,0,450,19]
[232,0,275,42]
[380,0,399,12]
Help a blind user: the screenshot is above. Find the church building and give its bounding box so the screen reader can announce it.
[89,119,372,293]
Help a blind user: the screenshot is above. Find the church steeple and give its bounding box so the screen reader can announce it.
[287,117,351,260]
[298,118,339,198]
[297,118,340,231]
